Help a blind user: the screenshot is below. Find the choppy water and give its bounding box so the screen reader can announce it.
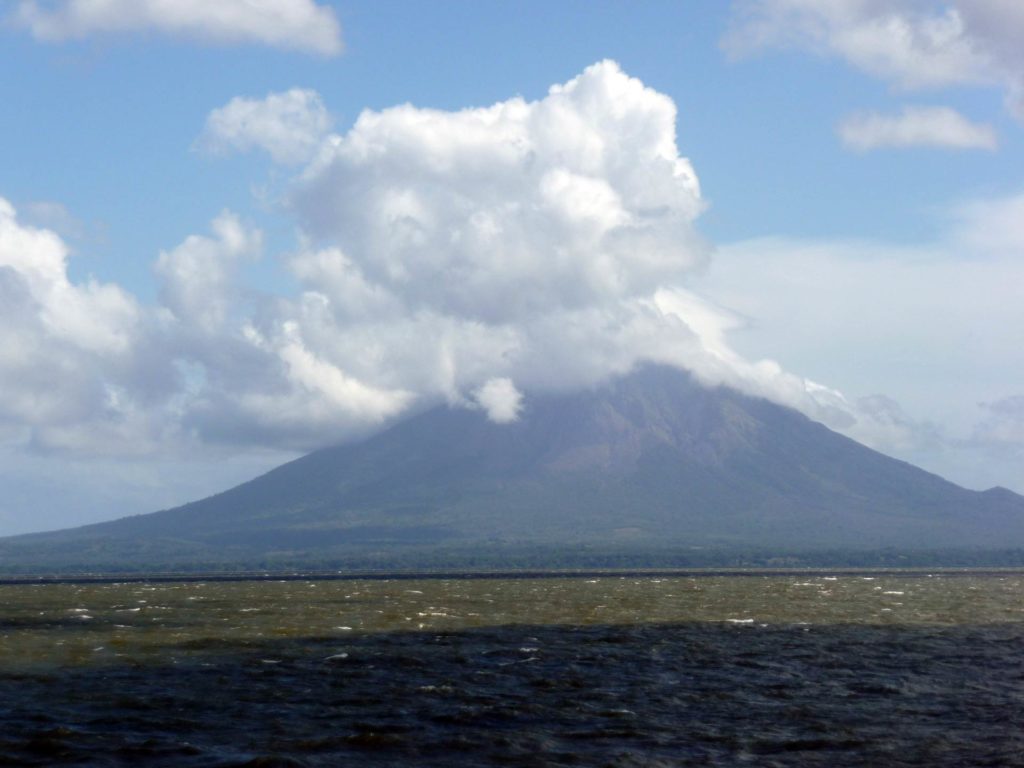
[1,572,1022,766]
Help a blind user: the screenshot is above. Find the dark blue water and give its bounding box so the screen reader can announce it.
[1,574,1022,766]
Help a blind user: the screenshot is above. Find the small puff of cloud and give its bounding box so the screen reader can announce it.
[12,0,343,56]
[473,378,524,424]
[838,105,997,151]
[198,89,333,166]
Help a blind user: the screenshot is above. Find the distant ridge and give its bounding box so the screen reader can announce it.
[3,365,1023,571]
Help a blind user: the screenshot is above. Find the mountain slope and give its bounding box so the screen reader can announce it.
[3,365,1024,569]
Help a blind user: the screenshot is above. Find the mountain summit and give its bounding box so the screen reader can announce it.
[4,365,1024,570]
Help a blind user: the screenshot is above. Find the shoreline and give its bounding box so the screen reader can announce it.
[3,565,1022,586]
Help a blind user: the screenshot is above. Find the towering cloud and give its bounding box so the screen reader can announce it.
[0,62,951,462]
[292,61,705,323]
[272,62,886,430]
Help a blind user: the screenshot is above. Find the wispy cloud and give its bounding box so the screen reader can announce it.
[838,105,997,151]
[724,0,1024,119]
[973,396,1024,448]
[11,0,343,56]
[953,192,1024,254]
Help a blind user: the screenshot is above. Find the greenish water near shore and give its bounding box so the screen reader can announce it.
[3,572,1022,669]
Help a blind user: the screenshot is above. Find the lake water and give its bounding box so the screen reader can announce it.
[1,572,1022,766]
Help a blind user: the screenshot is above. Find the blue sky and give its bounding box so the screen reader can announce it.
[1,0,1022,535]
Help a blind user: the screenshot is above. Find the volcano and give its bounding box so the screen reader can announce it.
[3,365,1023,571]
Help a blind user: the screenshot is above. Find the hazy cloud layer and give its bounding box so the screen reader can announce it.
[724,0,1024,119]
[197,89,333,165]
[11,0,343,56]
[838,105,997,151]
[973,396,1024,448]
[1,62,1004,471]
[953,192,1024,254]
[697,193,1024,487]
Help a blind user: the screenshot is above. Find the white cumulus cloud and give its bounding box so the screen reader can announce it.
[0,197,177,455]
[293,60,706,325]
[152,216,412,450]
[838,105,997,151]
[12,0,343,56]
[3,61,973,464]
[155,210,262,334]
[0,198,138,360]
[197,89,334,166]
[278,61,893,434]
